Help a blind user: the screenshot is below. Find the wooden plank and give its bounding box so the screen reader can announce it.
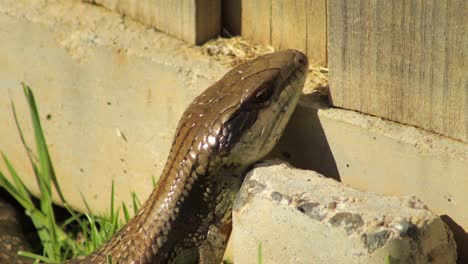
[196,0,221,44]
[241,0,327,65]
[306,0,327,65]
[328,0,467,142]
[241,0,272,45]
[82,0,221,45]
[271,0,307,53]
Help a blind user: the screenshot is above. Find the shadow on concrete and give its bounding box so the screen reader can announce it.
[272,93,341,182]
[441,215,467,264]
[272,93,467,262]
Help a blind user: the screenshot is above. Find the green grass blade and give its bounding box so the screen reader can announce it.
[10,100,38,163]
[11,96,46,210]
[0,169,31,208]
[21,84,68,260]
[85,213,102,249]
[22,83,66,204]
[63,204,85,229]
[106,254,113,264]
[110,181,115,225]
[122,202,131,223]
[62,204,93,254]
[63,213,94,254]
[81,193,108,250]
[27,208,54,258]
[1,153,34,204]
[48,207,61,260]
[22,85,53,196]
[131,191,141,215]
[109,207,121,237]
[18,251,54,263]
[2,84,138,262]
[152,175,157,187]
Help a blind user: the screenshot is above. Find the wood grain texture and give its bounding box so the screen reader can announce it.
[306,0,327,66]
[82,0,220,45]
[328,0,467,142]
[196,0,222,44]
[242,0,272,45]
[272,0,307,52]
[242,0,327,65]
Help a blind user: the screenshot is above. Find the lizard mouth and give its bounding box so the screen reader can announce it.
[260,59,307,150]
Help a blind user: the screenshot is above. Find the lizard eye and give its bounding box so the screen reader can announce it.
[253,83,275,103]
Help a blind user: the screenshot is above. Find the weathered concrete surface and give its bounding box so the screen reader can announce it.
[232,161,457,264]
[0,0,467,262]
[0,0,228,215]
[272,94,468,262]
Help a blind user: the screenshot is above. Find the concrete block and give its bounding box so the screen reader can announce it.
[232,161,457,264]
[0,0,466,261]
[0,0,228,214]
[272,94,468,261]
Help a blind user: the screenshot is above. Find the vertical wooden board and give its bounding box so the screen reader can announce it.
[82,0,220,44]
[128,0,143,23]
[179,0,192,42]
[241,0,272,44]
[172,0,186,41]
[434,0,467,140]
[140,0,152,25]
[127,0,138,18]
[271,0,307,53]
[328,0,467,141]
[327,0,346,104]
[195,0,221,44]
[306,0,327,65]
[241,0,327,66]
[148,0,158,29]
[161,0,170,35]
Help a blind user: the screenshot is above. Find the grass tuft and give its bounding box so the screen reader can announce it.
[0,83,139,262]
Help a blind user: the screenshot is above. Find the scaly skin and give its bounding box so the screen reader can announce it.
[65,50,308,264]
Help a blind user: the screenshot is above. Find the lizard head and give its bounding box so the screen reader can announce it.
[223,49,308,165]
[188,49,308,167]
